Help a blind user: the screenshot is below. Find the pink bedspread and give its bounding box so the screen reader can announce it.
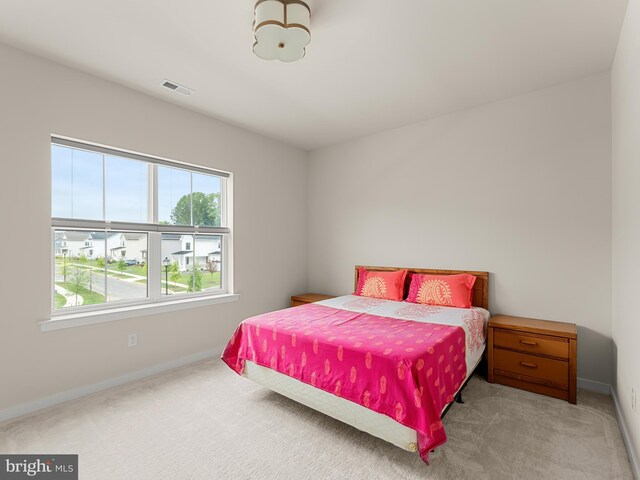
[221,303,467,463]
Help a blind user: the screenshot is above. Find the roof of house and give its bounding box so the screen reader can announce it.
[57,231,211,245]
[55,231,90,242]
[122,233,146,241]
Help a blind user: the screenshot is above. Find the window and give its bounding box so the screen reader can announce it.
[51,137,231,314]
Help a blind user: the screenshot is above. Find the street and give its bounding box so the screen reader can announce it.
[55,268,147,302]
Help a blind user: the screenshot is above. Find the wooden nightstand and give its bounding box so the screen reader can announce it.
[488,315,577,404]
[290,293,335,307]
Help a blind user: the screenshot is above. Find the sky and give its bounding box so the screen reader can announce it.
[51,144,221,224]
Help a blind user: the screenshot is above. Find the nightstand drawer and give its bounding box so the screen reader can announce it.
[494,329,568,359]
[493,349,568,386]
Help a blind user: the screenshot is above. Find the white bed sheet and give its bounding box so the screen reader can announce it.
[316,295,489,376]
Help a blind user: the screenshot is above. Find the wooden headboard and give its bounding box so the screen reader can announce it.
[354,265,490,310]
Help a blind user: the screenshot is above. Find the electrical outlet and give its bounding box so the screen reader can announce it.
[128,333,138,348]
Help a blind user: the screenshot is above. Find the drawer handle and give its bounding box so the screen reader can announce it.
[520,361,538,369]
[519,340,538,347]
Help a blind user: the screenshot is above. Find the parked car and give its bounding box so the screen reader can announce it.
[124,259,137,266]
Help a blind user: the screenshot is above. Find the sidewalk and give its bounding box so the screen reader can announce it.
[55,284,84,307]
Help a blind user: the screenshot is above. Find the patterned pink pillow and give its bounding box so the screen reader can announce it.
[407,273,476,308]
[355,268,408,301]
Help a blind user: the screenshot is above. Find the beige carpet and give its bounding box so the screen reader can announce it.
[0,359,633,480]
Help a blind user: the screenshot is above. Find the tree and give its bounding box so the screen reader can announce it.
[77,254,92,292]
[117,259,127,275]
[69,265,88,305]
[96,257,105,268]
[170,192,221,226]
[169,261,181,283]
[61,255,69,283]
[205,259,219,277]
[188,265,203,292]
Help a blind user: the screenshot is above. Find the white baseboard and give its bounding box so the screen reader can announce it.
[611,387,640,480]
[577,377,612,394]
[0,347,222,423]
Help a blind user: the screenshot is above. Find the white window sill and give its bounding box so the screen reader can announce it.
[40,293,240,332]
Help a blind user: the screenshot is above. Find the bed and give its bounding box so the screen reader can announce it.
[222,266,490,463]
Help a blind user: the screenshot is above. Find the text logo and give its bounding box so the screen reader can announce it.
[0,455,77,480]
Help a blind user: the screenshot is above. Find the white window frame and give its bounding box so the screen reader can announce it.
[44,136,237,331]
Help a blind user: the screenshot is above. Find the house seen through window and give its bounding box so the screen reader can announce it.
[52,138,231,312]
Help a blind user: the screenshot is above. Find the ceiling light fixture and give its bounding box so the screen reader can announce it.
[253,0,311,63]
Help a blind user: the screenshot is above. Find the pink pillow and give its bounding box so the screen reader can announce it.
[355,268,408,301]
[407,273,476,308]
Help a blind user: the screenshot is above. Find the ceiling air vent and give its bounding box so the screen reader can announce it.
[160,79,194,96]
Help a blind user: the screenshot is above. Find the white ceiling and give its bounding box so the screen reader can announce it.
[0,0,628,150]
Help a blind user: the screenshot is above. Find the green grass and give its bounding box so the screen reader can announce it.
[124,265,147,276]
[154,271,220,294]
[108,264,147,277]
[54,292,66,308]
[110,273,130,279]
[161,281,188,293]
[57,282,106,307]
[56,258,147,278]
[55,258,220,292]
[135,279,189,293]
[201,272,221,289]
[169,271,221,291]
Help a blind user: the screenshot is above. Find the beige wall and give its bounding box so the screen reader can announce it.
[0,37,623,424]
[0,44,308,411]
[308,73,613,385]
[612,0,640,463]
